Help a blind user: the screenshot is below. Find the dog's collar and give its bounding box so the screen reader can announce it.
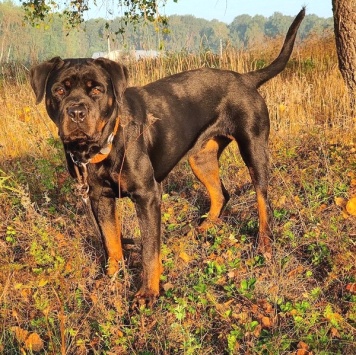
[89,116,120,164]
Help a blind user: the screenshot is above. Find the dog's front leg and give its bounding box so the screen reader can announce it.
[89,189,123,276]
[133,181,163,304]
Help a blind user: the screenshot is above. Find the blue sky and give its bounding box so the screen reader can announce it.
[12,0,333,22]
[162,0,333,23]
[87,0,333,22]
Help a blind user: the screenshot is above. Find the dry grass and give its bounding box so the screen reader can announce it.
[0,35,355,354]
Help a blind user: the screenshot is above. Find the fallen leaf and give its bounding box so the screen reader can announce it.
[261,300,273,314]
[334,197,346,208]
[11,326,29,343]
[325,311,343,323]
[90,293,98,305]
[342,211,349,219]
[296,341,313,354]
[65,261,74,273]
[288,265,304,277]
[346,283,356,294]
[296,350,310,355]
[24,332,44,352]
[318,203,328,213]
[330,327,340,338]
[276,195,287,207]
[179,251,191,263]
[20,288,32,302]
[268,285,279,295]
[290,309,298,316]
[163,282,174,292]
[261,316,273,328]
[253,324,262,337]
[346,197,356,216]
[227,270,235,279]
[38,278,48,287]
[297,341,309,349]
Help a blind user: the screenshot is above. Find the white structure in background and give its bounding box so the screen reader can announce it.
[92,50,160,61]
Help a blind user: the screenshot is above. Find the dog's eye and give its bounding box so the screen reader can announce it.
[55,87,66,96]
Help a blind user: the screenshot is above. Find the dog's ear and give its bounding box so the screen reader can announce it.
[93,58,129,101]
[30,57,62,104]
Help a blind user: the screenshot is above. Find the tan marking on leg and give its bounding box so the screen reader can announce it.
[136,253,162,301]
[189,138,228,230]
[256,189,272,257]
[147,253,163,296]
[101,217,123,276]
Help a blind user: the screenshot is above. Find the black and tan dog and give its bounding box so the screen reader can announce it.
[30,9,305,303]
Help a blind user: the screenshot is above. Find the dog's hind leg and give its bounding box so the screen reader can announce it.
[188,137,231,231]
[236,132,272,258]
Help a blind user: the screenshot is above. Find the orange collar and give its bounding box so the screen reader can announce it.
[89,117,120,164]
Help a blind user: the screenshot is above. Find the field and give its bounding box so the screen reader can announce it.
[0,35,355,354]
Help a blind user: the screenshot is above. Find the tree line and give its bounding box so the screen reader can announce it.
[0,1,333,64]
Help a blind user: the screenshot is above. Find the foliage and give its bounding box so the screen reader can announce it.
[19,0,176,28]
[0,32,355,354]
[0,2,333,63]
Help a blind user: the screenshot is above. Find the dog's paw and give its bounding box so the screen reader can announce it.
[196,217,222,233]
[133,288,159,308]
[260,249,272,261]
[257,234,273,261]
[106,258,123,277]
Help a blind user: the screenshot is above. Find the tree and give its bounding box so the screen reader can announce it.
[200,20,229,52]
[229,14,252,48]
[20,0,175,28]
[265,12,292,38]
[244,15,265,48]
[332,0,356,107]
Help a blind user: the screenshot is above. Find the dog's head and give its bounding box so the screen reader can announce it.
[30,57,128,161]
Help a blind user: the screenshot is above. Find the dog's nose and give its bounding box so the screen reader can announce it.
[67,104,87,123]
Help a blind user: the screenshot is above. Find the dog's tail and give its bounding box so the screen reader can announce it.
[247,7,305,88]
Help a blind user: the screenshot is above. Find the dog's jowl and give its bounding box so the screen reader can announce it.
[30,9,305,304]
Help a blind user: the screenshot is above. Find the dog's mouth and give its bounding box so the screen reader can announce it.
[64,140,102,164]
[59,115,116,163]
[60,125,103,145]
[61,132,95,144]
[61,130,102,163]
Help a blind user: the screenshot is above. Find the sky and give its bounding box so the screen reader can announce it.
[162,0,333,23]
[87,0,333,23]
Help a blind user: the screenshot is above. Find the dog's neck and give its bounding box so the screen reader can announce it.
[67,115,120,166]
[88,115,120,164]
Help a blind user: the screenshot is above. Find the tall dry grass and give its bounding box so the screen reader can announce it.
[0,33,353,164]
